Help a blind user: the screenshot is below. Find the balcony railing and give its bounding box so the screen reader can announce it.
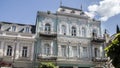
[91,37,105,43]
[39,31,57,37]
[92,57,108,62]
[37,55,57,61]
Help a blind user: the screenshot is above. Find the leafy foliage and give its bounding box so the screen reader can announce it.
[38,62,56,68]
[105,33,120,68]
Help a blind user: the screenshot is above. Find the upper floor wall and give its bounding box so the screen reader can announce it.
[36,6,101,38]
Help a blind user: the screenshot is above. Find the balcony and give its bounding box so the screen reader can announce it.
[91,37,105,43]
[92,57,108,62]
[39,31,57,37]
[37,55,57,61]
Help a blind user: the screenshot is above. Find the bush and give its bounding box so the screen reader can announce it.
[38,62,56,68]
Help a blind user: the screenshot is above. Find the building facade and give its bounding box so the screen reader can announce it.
[0,22,36,68]
[35,6,107,68]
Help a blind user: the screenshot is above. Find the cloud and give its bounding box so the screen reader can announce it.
[86,0,120,21]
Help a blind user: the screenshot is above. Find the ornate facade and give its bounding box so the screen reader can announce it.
[35,6,107,68]
[0,22,35,68]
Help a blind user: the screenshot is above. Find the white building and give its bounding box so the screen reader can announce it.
[35,6,107,68]
[0,22,36,68]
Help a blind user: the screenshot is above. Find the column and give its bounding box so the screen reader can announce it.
[15,42,19,59]
[31,42,34,60]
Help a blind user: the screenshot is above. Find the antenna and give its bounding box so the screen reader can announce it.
[60,0,62,6]
[80,4,82,10]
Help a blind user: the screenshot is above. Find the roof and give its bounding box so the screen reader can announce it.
[60,6,82,11]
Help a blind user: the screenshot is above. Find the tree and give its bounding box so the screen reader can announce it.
[116,25,120,33]
[105,33,120,68]
[38,62,56,68]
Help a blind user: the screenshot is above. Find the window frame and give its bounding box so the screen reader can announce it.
[22,46,28,57]
[6,45,12,56]
[71,26,76,36]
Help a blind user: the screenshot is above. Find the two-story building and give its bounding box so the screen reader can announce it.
[0,22,36,68]
[35,6,107,68]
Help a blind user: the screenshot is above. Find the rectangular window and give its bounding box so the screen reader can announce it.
[7,45,12,56]
[83,47,87,58]
[26,27,29,33]
[61,45,66,57]
[22,46,27,57]
[12,26,16,31]
[72,46,77,57]
[94,48,100,57]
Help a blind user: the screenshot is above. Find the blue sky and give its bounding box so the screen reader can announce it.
[0,0,120,35]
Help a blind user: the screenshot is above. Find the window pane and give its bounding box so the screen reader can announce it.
[7,45,12,56]
[45,23,51,32]
[22,46,27,57]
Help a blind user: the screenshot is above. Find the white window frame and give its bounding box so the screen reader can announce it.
[82,47,87,58]
[61,45,66,57]
[26,27,29,33]
[6,45,12,56]
[22,46,28,57]
[45,23,51,32]
[61,25,66,35]
[12,26,16,31]
[44,44,50,56]
[72,46,77,57]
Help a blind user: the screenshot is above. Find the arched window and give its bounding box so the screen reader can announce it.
[45,23,51,32]
[71,26,76,36]
[82,27,86,37]
[44,44,50,55]
[61,25,66,35]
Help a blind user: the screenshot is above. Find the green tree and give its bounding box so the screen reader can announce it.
[105,33,120,68]
[38,62,56,68]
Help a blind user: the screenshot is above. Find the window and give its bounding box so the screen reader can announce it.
[22,46,28,57]
[26,27,29,33]
[12,26,16,31]
[45,23,51,32]
[61,25,66,35]
[7,45,12,56]
[44,44,50,55]
[94,48,100,57]
[83,47,87,58]
[82,27,86,37]
[72,46,77,57]
[61,45,66,57]
[92,29,97,37]
[71,26,76,36]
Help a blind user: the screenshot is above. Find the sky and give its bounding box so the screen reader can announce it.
[0,0,120,35]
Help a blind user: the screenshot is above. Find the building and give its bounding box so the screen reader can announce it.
[0,22,36,68]
[35,6,107,68]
